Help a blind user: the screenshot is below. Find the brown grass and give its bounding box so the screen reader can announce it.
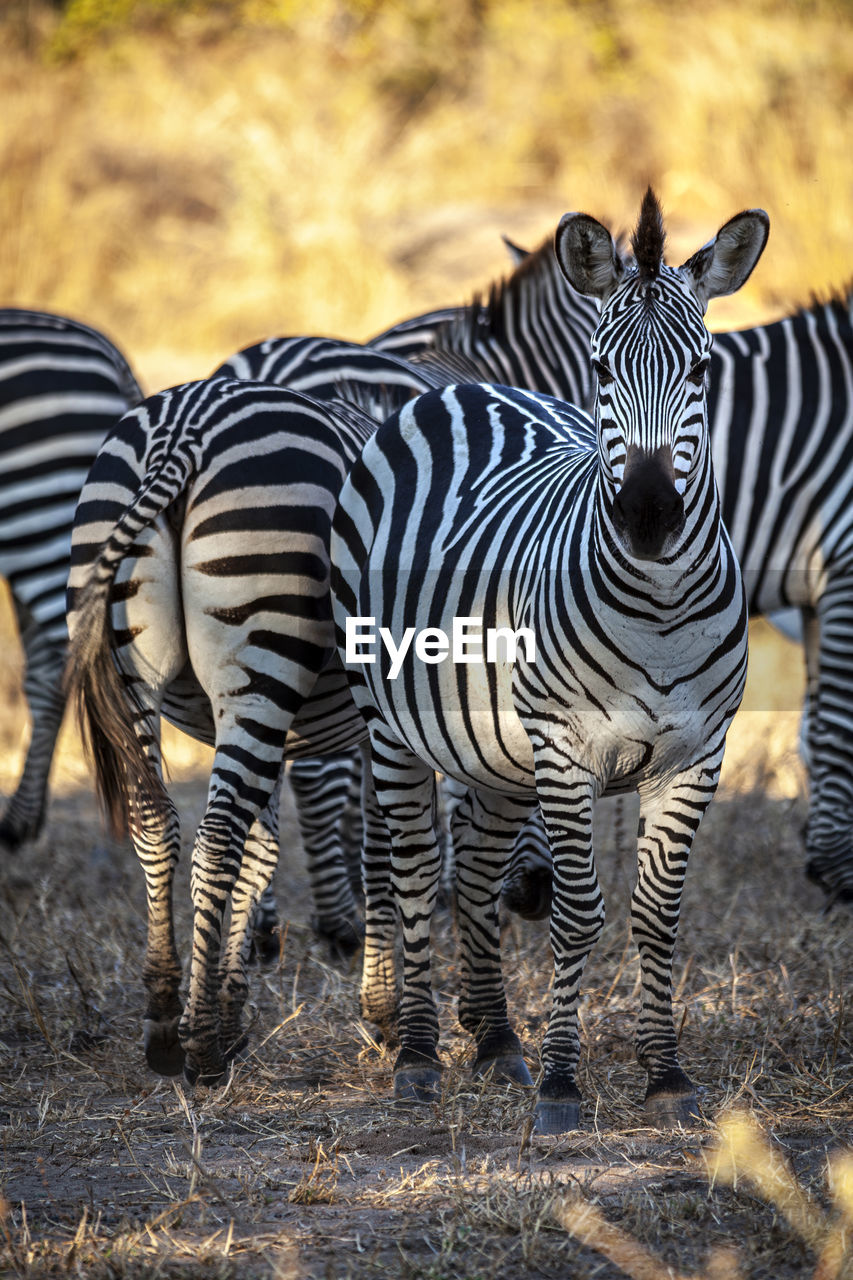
[0,587,850,1278]
[0,6,851,1270]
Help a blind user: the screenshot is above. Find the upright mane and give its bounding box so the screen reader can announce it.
[806,278,853,323]
[432,236,561,352]
[631,187,667,284]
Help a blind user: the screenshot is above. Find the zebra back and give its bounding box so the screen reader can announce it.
[211,335,436,421]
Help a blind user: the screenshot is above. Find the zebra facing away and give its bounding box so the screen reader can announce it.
[0,309,142,852]
[65,378,389,1085]
[331,191,769,1133]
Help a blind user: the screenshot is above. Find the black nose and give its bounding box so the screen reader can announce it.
[612,453,684,560]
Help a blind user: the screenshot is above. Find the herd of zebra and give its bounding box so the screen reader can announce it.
[2,188,852,1134]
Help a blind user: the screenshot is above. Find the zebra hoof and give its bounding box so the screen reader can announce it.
[183,1059,227,1088]
[501,868,553,921]
[249,927,280,967]
[143,1018,185,1077]
[473,1053,534,1088]
[644,1091,702,1128]
[394,1065,442,1104]
[533,1098,581,1134]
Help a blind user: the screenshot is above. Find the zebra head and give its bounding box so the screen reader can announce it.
[555,188,769,561]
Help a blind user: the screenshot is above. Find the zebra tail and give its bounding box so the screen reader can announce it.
[65,456,195,838]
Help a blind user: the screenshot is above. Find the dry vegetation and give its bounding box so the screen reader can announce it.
[1,0,851,392]
[0,1,851,1274]
[0,593,850,1277]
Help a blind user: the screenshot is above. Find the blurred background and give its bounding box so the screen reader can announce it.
[2,0,850,394]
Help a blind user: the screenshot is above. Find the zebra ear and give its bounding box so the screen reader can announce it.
[501,233,529,267]
[555,213,625,301]
[680,210,770,307]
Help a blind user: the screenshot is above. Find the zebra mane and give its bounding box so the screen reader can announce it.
[431,235,561,354]
[805,277,853,323]
[631,187,667,284]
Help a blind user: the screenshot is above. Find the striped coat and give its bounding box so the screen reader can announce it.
[332,192,769,1132]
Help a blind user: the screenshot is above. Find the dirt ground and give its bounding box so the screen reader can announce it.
[0,612,850,1279]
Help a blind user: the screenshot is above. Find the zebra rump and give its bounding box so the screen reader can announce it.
[0,308,142,852]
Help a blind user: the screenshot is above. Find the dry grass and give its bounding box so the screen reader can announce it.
[0,586,850,1278]
[0,9,851,1264]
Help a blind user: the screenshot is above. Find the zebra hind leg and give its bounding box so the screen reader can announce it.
[132,785,185,1077]
[358,747,400,1045]
[452,789,534,1087]
[500,808,553,921]
[0,620,66,851]
[289,754,364,959]
[248,883,281,966]
[219,788,283,1060]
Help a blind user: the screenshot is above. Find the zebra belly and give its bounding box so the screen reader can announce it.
[369,653,537,796]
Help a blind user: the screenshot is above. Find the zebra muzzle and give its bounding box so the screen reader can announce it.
[612,447,685,561]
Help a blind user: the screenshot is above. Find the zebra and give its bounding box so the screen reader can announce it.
[330,190,769,1133]
[211,334,437,411]
[370,231,853,904]
[64,375,417,1085]
[0,309,142,852]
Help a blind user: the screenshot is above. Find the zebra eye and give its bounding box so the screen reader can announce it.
[687,357,710,386]
[592,358,614,386]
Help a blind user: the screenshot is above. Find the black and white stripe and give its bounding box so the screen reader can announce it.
[211,335,436,416]
[370,234,853,903]
[331,192,769,1132]
[65,377,381,1084]
[0,309,141,851]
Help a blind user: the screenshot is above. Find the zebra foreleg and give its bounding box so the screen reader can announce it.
[632,759,722,1127]
[289,754,363,958]
[367,731,443,1102]
[533,763,602,1134]
[451,789,533,1086]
